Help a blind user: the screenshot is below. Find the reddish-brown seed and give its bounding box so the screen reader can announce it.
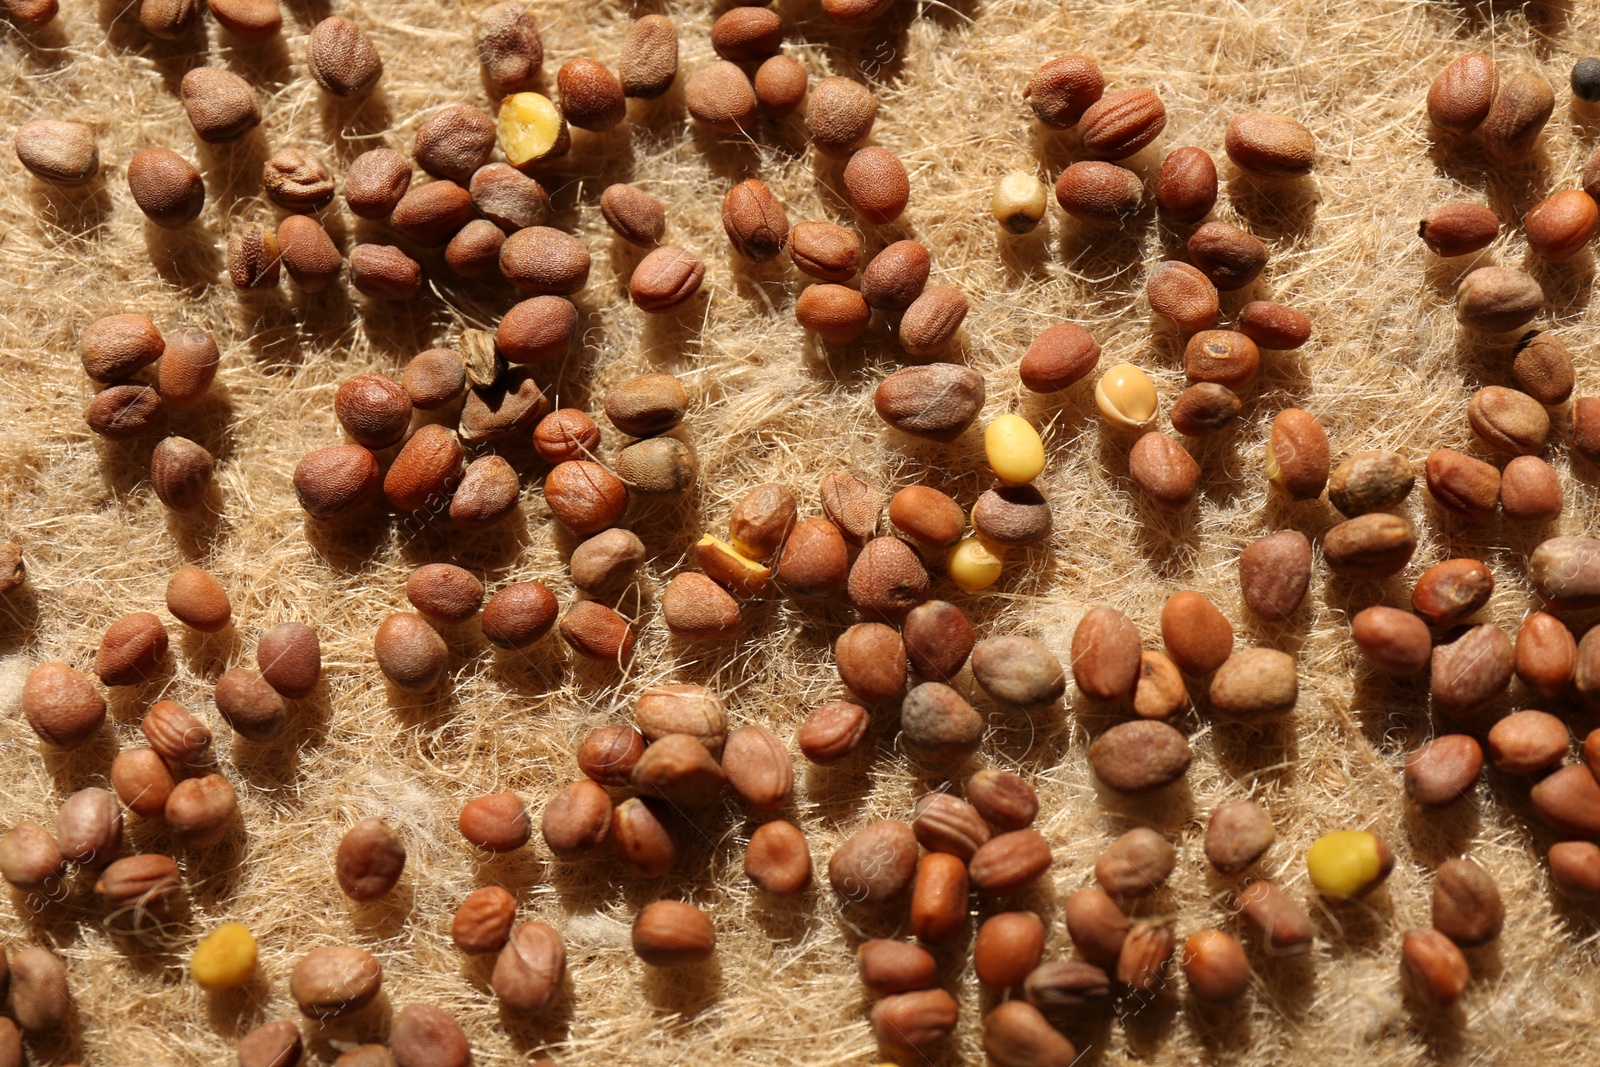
[1160,591,1233,675]
[797,700,870,764]
[1155,146,1218,224]
[1425,448,1501,519]
[94,611,169,687]
[452,886,517,954]
[1064,887,1129,968]
[142,699,211,764]
[558,600,635,662]
[384,425,465,512]
[843,147,909,225]
[910,852,969,943]
[744,819,811,896]
[111,747,175,818]
[1419,203,1500,257]
[1516,611,1576,698]
[1549,841,1600,899]
[847,537,929,622]
[1501,455,1562,523]
[631,900,715,966]
[835,622,908,705]
[1020,323,1100,392]
[1404,735,1483,809]
[1148,261,1219,332]
[336,818,406,901]
[1071,606,1142,701]
[459,793,530,853]
[776,517,849,596]
[1486,710,1568,775]
[1428,54,1496,131]
[1055,161,1143,228]
[24,661,106,749]
[974,912,1046,988]
[858,939,937,994]
[1351,606,1431,675]
[828,819,918,905]
[1079,87,1166,159]
[1412,559,1494,628]
[1189,222,1269,291]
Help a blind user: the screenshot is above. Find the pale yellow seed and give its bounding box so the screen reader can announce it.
[1094,362,1158,430]
[992,170,1047,234]
[1306,830,1384,897]
[696,533,771,582]
[947,535,1004,591]
[191,921,258,991]
[1264,440,1285,493]
[985,414,1046,486]
[497,93,570,167]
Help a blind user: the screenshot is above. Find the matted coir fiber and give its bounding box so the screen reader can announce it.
[3,0,1600,1064]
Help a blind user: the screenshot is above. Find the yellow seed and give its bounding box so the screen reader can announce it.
[1264,439,1286,493]
[947,535,1004,591]
[1094,363,1158,430]
[496,93,570,168]
[985,414,1046,486]
[992,170,1048,234]
[191,922,258,991]
[1306,830,1392,898]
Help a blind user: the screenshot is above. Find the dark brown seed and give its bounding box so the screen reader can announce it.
[476,1,542,91]
[1516,611,1576,698]
[263,148,334,212]
[214,667,286,741]
[151,436,214,511]
[1024,55,1104,127]
[1482,72,1554,162]
[1512,331,1575,405]
[1188,222,1268,291]
[1238,881,1313,955]
[862,240,931,311]
[966,769,1038,830]
[257,622,320,699]
[350,244,423,300]
[1170,382,1242,436]
[86,384,162,441]
[968,829,1053,895]
[1155,146,1218,224]
[1023,960,1111,1023]
[127,147,205,228]
[1323,513,1417,576]
[345,148,412,220]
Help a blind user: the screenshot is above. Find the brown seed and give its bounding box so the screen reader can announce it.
[1328,451,1413,518]
[619,13,676,98]
[350,243,423,300]
[0,821,64,890]
[497,297,576,364]
[406,564,484,626]
[631,734,725,807]
[83,382,158,438]
[538,779,611,859]
[444,218,504,277]
[492,921,565,1010]
[1351,606,1431,675]
[450,456,521,528]
[1209,648,1297,720]
[1160,591,1233,675]
[829,818,917,905]
[971,635,1066,711]
[214,668,286,741]
[1095,828,1175,897]
[127,147,204,228]
[391,1004,468,1067]
[1267,410,1330,500]
[1129,431,1200,509]
[1483,72,1554,162]
[165,773,237,848]
[499,226,591,296]
[711,6,781,61]
[1456,266,1544,333]
[1323,513,1417,576]
[605,373,689,438]
[151,327,219,410]
[1224,111,1314,176]
[1404,735,1482,808]
[660,572,738,641]
[1154,146,1218,224]
[179,67,260,142]
[900,682,983,763]
[111,747,175,817]
[532,409,600,465]
[1238,880,1313,955]
[150,435,215,512]
[1511,331,1574,406]
[293,445,381,521]
[777,517,849,596]
[1419,202,1499,257]
[1071,606,1141,702]
[966,769,1037,830]
[1023,961,1111,1025]
[1425,448,1500,519]
[1170,382,1242,436]
[900,600,975,683]
[336,818,405,901]
[595,183,666,249]
[861,240,931,312]
[263,148,333,212]
[23,662,106,749]
[1089,720,1191,793]
[277,214,342,292]
[848,537,929,622]
[576,724,645,788]
[858,939,936,994]
[1063,886,1130,968]
[744,819,811,896]
[822,0,896,20]
[1486,709,1567,775]
[968,829,1053,896]
[806,76,877,158]
[1181,930,1250,1001]
[56,786,122,868]
[788,222,861,283]
[632,900,715,966]
[1432,858,1503,946]
[874,363,986,442]
[9,947,70,1033]
[0,542,20,597]
[557,58,626,132]
[1020,322,1100,393]
[970,913,1046,990]
[1428,54,1496,131]
[1117,919,1176,993]
[1516,611,1576,697]
[142,699,211,765]
[630,246,705,313]
[843,146,909,225]
[1184,329,1260,388]
[1133,650,1188,719]
[1205,800,1275,872]
[1401,928,1470,1007]
[818,471,880,546]
[458,793,529,853]
[835,621,908,705]
[209,0,280,40]
[909,852,969,943]
[1079,87,1165,159]
[292,945,382,1019]
[899,285,969,358]
[723,725,792,810]
[1054,160,1143,228]
[1024,55,1104,128]
[474,582,556,653]
[453,886,516,954]
[1,0,55,28]
[558,600,635,663]
[384,424,464,512]
[793,283,869,344]
[253,623,320,701]
[1148,261,1218,332]
[1530,536,1600,608]
[335,374,411,451]
[374,613,449,693]
[308,16,382,96]
[911,793,990,861]
[685,60,757,133]
[544,460,627,537]
[390,180,475,247]
[1524,190,1598,261]
[1532,763,1600,836]
[798,700,871,764]
[726,484,796,563]
[635,684,726,754]
[1549,841,1600,899]
[467,165,548,234]
[612,796,675,876]
[1188,222,1269,291]
[1431,624,1513,719]
[1412,559,1493,628]
[344,149,411,220]
[1468,386,1549,455]
[754,54,807,114]
[569,529,645,597]
[983,999,1079,1067]
[94,612,168,686]
[82,312,164,383]
[476,1,542,91]
[237,1023,303,1067]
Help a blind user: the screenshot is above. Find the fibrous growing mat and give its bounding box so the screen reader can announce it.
[3,0,1600,1064]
